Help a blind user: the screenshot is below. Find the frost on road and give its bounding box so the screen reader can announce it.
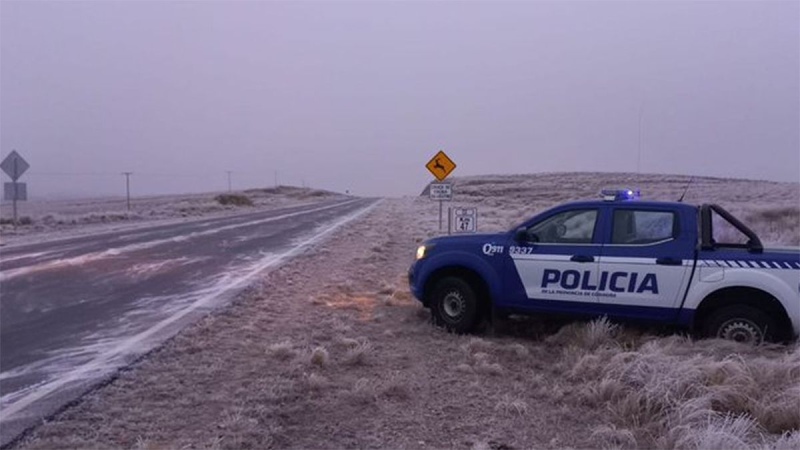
[0,198,377,444]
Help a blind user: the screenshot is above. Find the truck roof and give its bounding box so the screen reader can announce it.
[556,199,700,213]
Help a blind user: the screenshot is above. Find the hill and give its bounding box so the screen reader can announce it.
[422,172,799,246]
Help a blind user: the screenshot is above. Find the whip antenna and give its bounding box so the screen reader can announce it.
[678,177,694,202]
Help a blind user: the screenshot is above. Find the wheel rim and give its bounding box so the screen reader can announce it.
[717,318,763,344]
[441,290,465,321]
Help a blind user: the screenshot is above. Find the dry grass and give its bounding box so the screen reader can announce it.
[342,340,373,366]
[558,332,800,449]
[0,186,348,241]
[214,193,254,206]
[267,340,296,361]
[494,395,529,416]
[11,172,800,450]
[309,346,330,367]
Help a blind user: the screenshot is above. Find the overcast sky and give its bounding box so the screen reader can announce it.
[1,0,798,198]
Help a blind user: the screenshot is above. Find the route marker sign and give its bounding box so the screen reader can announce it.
[425,150,456,182]
[1,151,29,181]
[429,182,453,201]
[452,207,477,233]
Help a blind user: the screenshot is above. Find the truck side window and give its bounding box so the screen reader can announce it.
[612,210,676,245]
[710,209,750,246]
[529,209,598,244]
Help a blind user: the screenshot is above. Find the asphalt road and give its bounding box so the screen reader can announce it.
[0,197,377,445]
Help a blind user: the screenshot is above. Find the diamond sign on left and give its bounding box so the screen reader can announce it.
[1,150,30,181]
[2,150,30,223]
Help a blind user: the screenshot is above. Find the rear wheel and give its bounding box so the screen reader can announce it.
[702,305,777,344]
[430,277,481,334]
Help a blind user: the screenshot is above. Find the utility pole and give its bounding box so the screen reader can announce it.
[226,170,232,192]
[274,170,278,188]
[122,172,133,211]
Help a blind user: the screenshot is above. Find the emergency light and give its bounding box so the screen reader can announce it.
[601,189,640,201]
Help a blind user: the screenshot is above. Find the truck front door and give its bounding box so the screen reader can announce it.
[504,207,602,309]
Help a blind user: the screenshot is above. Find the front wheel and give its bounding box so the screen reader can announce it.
[430,277,481,334]
[702,305,777,344]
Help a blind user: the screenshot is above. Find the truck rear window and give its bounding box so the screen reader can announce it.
[612,210,677,245]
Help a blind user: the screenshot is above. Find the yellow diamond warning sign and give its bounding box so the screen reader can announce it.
[425,150,456,181]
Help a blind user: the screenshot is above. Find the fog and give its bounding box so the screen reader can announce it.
[1,1,798,198]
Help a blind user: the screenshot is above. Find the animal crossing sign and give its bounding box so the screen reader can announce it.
[425,150,456,181]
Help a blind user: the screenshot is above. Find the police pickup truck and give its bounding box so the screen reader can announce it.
[408,190,800,344]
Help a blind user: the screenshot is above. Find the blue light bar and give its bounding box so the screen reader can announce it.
[601,189,640,201]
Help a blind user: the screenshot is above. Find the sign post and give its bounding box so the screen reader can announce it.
[1,150,30,226]
[425,150,457,230]
[429,182,453,230]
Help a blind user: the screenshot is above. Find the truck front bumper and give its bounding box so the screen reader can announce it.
[408,262,424,303]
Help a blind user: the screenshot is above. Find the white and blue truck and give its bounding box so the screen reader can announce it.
[409,190,800,343]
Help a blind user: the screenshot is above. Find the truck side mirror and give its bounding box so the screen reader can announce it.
[514,227,528,242]
[515,227,540,243]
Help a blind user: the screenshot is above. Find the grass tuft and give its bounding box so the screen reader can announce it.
[310,346,329,367]
[463,337,493,355]
[347,378,378,406]
[674,414,757,450]
[214,194,253,206]
[505,343,530,358]
[343,340,373,366]
[589,424,638,449]
[304,373,329,391]
[475,361,504,376]
[267,341,295,361]
[494,395,528,416]
[751,387,800,434]
[381,376,412,401]
[455,364,474,374]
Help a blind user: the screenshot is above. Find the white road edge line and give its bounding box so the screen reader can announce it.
[0,199,381,422]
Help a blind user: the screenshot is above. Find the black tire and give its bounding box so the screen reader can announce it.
[429,277,482,334]
[702,305,777,344]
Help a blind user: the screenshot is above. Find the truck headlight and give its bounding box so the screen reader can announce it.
[416,245,428,260]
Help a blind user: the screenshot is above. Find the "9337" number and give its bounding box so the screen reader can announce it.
[509,246,534,255]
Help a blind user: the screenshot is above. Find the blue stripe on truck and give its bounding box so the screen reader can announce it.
[699,260,800,270]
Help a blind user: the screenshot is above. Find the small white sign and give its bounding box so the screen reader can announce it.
[4,182,27,201]
[429,183,453,201]
[453,207,477,233]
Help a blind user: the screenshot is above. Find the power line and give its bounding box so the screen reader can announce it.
[27,172,120,177]
[21,169,314,193]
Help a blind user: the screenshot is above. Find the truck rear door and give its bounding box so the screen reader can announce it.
[596,205,695,321]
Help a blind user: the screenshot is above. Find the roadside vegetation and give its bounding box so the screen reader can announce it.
[0,216,33,226]
[214,193,254,206]
[12,173,800,449]
[0,186,347,241]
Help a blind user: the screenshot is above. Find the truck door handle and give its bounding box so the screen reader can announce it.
[656,257,683,266]
[570,255,595,263]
